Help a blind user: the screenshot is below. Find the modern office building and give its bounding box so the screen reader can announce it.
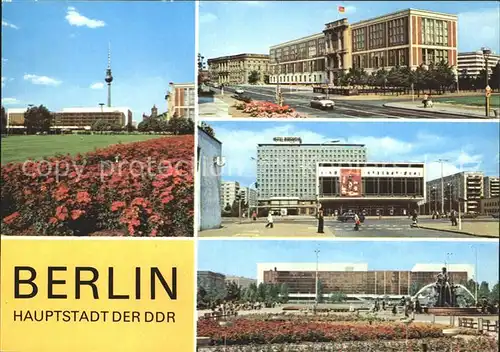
[221,181,241,210]
[269,8,458,85]
[426,171,484,213]
[166,82,195,120]
[198,271,226,292]
[239,187,258,208]
[480,197,499,216]
[7,107,133,130]
[225,276,257,290]
[256,137,366,215]
[197,127,223,231]
[317,161,426,216]
[257,262,471,300]
[207,53,270,85]
[458,50,500,77]
[484,176,500,198]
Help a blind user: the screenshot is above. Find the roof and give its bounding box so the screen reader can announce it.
[207,53,270,62]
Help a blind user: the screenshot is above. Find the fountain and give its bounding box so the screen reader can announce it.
[414,267,481,316]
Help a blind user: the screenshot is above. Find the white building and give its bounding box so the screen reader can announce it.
[221,181,240,210]
[239,187,258,207]
[484,176,500,198]
[458,51,500,77]
[426,171,484,213]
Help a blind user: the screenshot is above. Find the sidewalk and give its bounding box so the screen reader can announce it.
[384,101,497,118]
[198,97,231,118]
[199,222,333,237]
[418,221,499,238]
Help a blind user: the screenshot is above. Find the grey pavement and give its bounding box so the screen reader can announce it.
[384,101,499,119]
[198,96,230,118]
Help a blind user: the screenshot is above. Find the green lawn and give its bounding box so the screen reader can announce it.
[433,94,500,107]
[1,134,164,164]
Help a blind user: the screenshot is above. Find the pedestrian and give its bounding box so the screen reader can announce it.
[354,213,360,231]
[450,209,457,226]
[265,212,274,228]
[252,211,257,221]
[422,93,429,108]
[382,300,386,311]
[317,210,324,233]
[392,305,397,315]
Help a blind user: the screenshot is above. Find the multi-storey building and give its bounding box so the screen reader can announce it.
[426,171,484,213]
[220,181,241,210]
[258,262,472,300]
[225,276,257,290]
[458,51,500,77]
[317,161,425,216]
[269,8,458,85]
[166,82,195,120]
[207,53,270,85]
[7,107,133,131]
[484,176,500,198]
[239,187,258,208]
[197,271,226,292]
[480,197,499,216]
[256,137,367,215]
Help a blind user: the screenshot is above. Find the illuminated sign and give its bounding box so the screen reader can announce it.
[0,239,194,352]
[273,137,302,144]
[340,168,362,197]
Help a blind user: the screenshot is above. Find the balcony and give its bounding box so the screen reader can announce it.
[325,47,348,56]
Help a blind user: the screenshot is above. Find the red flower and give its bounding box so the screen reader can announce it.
[71,209,85,220]
[111,201,126,211]
[55,206,69,221]
[76,191,91,204]
[3,212,20,225]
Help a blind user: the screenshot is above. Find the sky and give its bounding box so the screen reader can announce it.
[207,121,500,188]
[198,240,499,285]
[200,1,500,58]
[1,1,195,123]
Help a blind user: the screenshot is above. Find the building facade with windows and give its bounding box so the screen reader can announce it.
[258,262,471,300]
[198,271,226,292]
[240,187,258,208]
[256,138,367,215]
[220,181,241,210]
[7,107,132,130]
[269,8,458,85]
[426,171,484,214]
[458,51,500,77]
[167,82,195,120]
[480,197,499,216]
[484,176,499,199]
[207,53,270,85]
[317,162,425,216]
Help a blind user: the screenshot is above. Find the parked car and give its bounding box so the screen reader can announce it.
[492,213,499,219]
[462,212,478,219]
[310,96,335,110]
[337,212,364,223]
[235,89,245,94]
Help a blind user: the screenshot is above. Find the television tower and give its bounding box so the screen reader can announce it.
[105,42,113,107]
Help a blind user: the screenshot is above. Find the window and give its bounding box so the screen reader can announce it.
[353,28,365,51]
[368,23,384,49]
[422,18,449,46]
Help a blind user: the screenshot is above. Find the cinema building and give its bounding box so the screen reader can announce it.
[269,8,458,85]
[317,162,426,216]
[258,262,471,301]
[6,107,133,131]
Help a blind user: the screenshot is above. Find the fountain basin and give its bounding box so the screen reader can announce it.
[442,328,461,336]
[426,307,483,316]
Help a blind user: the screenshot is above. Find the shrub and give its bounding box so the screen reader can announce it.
[1,136,194,236]
[240,101,307,118]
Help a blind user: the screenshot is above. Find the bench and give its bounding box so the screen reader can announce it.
[483,319,499,332]
[459,317,476,328]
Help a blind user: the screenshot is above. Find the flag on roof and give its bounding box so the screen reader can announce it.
[338,6,345,13]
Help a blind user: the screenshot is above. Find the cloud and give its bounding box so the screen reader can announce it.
[90,82,104,89]
[23,74,62,86]
[458,8,500,52]
[1,57,7,62]
[199,12,218,24]
[2,20,19,29]
[1,97,21,105]
[2,0,13,2]
[65,7,106,28]
[239,1,267,7]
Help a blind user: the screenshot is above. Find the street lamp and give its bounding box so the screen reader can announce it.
[445,252,453,273]
[447,183,452,212]
[314,248,320,312]
[470,245,478,305]
[431,186,437,214]
[482,47,492,117]
[437,159,449,215]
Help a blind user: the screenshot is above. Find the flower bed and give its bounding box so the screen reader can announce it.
[1,136,194,236]
[235,101,307,118]
[197,318,444,345]
[197,337,498,352]
[244,313,387,323]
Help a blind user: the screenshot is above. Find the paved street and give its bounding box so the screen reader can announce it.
[199,217,479,238]
[217,85,482,119]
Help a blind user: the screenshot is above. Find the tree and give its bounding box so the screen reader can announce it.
[24,105,53,134]
[137,117,162,132]
[329,291,347,303]
[200,122,215,138]
[91,119,122,132]
[1,105,6,134]
[168,116,194,135]
[224,203,232,212]
[316,279,324,303]
[465,279,477,296]
[230,199,240,217]
[257,282,267,302]
[479,281,491,299]
[489,283,499,304]
[125,122,136,133]
[409,282,424,296]
[245,282,258,302]
[248,70,261,85]
[489,62,500,91]
[279,283,289,303]
[225,281,242,302]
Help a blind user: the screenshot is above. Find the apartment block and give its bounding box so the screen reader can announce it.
[221,181,241,210]
[207,53,270,85]
[458,51,500,77]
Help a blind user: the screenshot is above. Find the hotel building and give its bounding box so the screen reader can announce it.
[458,50,500,77]
[484,176,500,198]
[269,8,458,85]
[207,53,270,85]
[258,262,472,300]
